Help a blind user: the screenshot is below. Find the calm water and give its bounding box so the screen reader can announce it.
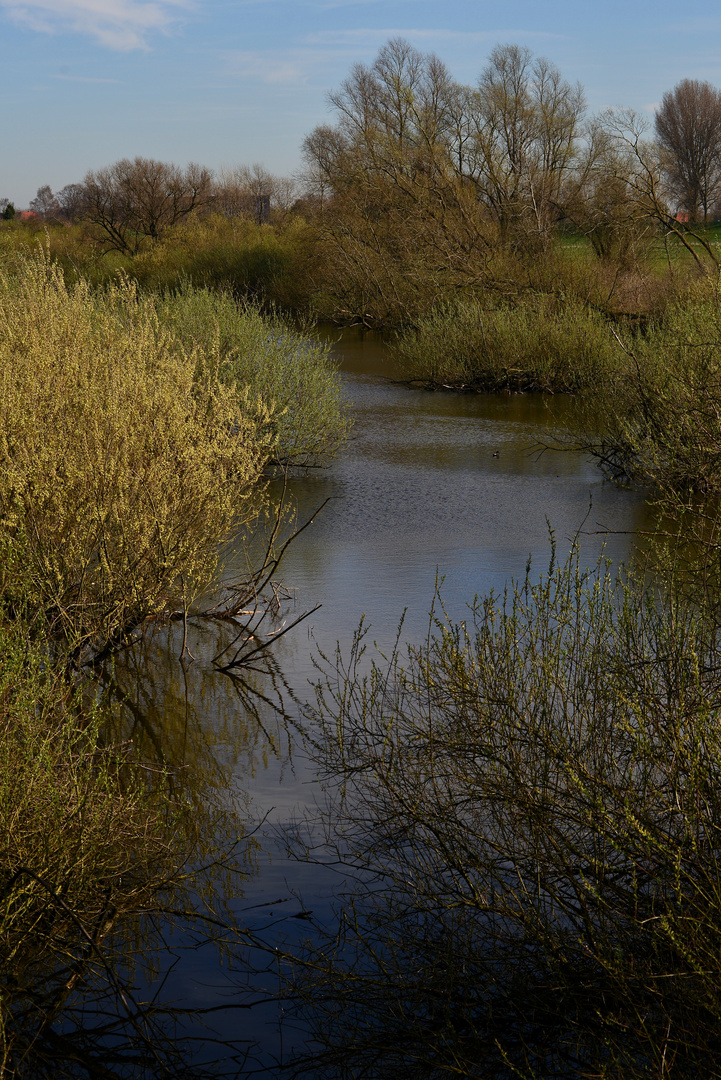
[106,329,651,1070]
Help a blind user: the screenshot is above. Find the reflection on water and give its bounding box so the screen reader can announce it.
[103,620,302,800]
[35,328,652,1071]
[272,329,651,660]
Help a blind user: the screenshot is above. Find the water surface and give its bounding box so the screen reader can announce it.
[108,328,651,1069]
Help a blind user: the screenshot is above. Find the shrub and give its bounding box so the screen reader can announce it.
[291,548,721,1078]
[393,296,621,392]
[153,284,350,467]
[0,616,185,1072]
[0,251,276,656]
[129,212,316,310]
[583,283,721,498]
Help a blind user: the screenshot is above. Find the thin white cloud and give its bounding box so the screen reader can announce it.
[0,0,189,48]
[224,50,311,85]
[223,28,567,86]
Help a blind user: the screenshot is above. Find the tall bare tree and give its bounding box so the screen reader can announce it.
[300,38,502,323]
[655,79,721,223]
[300,37,590,321]
[596,107,718,271]
[29,185,61,220]
[468,44,586,243]
[56,183,85,222]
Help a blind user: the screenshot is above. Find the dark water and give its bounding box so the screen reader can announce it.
[104,329,651,1070]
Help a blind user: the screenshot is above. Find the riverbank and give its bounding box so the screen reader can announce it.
[0,250,350,1076]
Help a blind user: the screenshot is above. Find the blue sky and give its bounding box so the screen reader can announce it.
[3,0,721,207]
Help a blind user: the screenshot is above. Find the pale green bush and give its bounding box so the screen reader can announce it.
[0,252,276,655]
[394,296,621,392]
[153,284,350,467]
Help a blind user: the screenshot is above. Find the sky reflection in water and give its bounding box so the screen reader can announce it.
[104,329,651,1069]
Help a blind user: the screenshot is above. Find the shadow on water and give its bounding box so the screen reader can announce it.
[4,327,655,1076]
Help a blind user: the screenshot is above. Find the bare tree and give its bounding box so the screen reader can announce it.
[298,124,347,209]
[469,44,586,243]
[56,183,85,222]
[215,164,298,224]
[302,38,585,244]
[299,37,589,321]
[655,79,721,223]
[561,118,655,264]
[300,37,497,324]
[29,185,61,220]
[80,157,213,254]
[598,107,718,270]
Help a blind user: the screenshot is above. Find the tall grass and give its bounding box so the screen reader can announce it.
[393,296,622,392]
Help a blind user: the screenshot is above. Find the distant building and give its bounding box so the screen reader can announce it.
[255,195,271,224]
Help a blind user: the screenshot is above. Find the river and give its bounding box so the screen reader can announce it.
[104,328,650,1073]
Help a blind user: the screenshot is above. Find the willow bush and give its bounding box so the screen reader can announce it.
[0,616,184,1073]
[0,213,317,310]
[0,609,264,1078]
[0,251,278,657]
[582,283,721,498]
[290,548,721,1078]
[393,295,621,392]
[153,284,350,468]
[129,212,316,310]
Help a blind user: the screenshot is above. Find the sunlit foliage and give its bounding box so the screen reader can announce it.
[0,250,276,656]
